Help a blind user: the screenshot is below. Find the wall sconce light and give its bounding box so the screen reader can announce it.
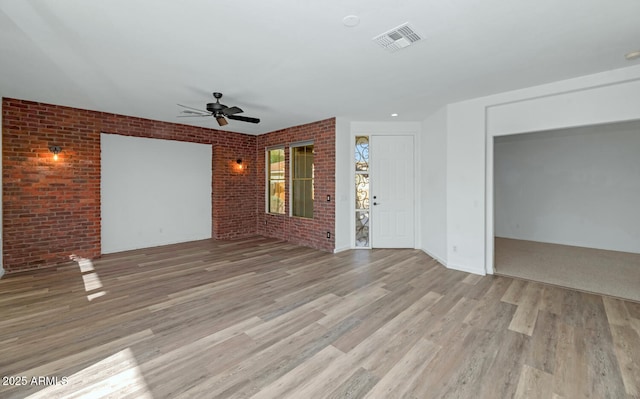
[236,159,243,170]
[49,146,62,161]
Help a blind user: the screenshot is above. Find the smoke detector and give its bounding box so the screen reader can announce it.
[373,23,423,52]
[343,15,360,27]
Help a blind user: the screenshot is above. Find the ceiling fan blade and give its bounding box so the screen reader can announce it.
[180,110,210,116]
[222,106,243,116]
[177,114,211,118]
[177,103,211,114]
[227,114,260,124]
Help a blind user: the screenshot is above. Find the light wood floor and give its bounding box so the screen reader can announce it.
[1,237,639,398]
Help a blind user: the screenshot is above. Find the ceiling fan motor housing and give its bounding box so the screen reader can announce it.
[206,102,224,113]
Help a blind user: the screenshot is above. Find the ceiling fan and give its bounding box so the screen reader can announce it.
[178,92,260,126]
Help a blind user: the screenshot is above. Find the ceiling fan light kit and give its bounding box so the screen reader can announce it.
[178,92,260,127]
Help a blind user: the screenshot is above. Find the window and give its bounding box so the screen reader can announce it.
[355,136,370,247]
[291,143,314,218]
[267,148,285,214]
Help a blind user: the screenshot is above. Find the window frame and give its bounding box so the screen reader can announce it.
[289,141,314,219]
[266,146,286,215]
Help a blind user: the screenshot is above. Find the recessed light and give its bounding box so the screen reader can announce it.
[343,15,360,28]
[625,50,640,61]
[391,113,398,117]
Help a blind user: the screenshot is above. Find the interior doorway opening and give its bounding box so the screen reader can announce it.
[492,120,640,301]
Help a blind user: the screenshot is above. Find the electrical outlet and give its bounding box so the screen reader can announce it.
[326,195,331,202]
[326,232,331,239]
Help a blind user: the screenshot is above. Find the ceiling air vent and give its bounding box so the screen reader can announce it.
[373,23,423,52]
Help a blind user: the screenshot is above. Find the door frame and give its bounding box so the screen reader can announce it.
[350,122,421,250]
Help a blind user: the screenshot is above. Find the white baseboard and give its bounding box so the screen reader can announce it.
[333,245,351,253]
[446,262,486,276]
[420,247,448,268]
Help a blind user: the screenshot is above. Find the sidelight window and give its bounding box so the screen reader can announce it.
[355,136,370,247]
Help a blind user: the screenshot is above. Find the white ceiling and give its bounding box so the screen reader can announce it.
[1,0,639,135]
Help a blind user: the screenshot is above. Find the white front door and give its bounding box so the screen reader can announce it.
[370,135,415,248]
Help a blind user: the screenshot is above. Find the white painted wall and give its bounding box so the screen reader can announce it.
[334,117,352,252]
[420,107,448,264]
[494,121,640,253]
[488,79,640,137]
[446,101,488,274]
[101,134,212,254]
[444,63,640,275]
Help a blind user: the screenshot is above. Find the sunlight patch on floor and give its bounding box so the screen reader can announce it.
[27,348,153,399]
[81,272,102,291]
[70,254,106,301]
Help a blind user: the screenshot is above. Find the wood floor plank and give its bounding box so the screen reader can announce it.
[526,310,559,374]
[460,274,506,300]
[462,273,484,285]
[603,296,633,326]
[609,324,640,396]
[325,367,379,399]
[508,281,543,336]
[0,237,634,398]
[173,322,331,399]
[331,285,427,353]
[432,326,517,399]
[276,349,359,399]
[581,294,628,399]
[476,329,530,399]
[26,348,153,399]
[501,278,528,305]
[316,283,390,328]
[424,296,478,343]
[625,301,640,319]
[514,364,553,399]
[139,316,263,376]
[632,317,640,339]
[552,322,590,398]
[539,285,564,316]
[346,290,441,378]
[362,338,440,399]
[0,330,155,398]
[249,345,344,399]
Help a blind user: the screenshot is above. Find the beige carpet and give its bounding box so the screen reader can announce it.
[495,237,640,303]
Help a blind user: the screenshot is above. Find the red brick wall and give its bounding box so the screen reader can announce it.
[256,118,336,252]
[212,145,256,239]
[2,98,257,272]
[2,98,335,273]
